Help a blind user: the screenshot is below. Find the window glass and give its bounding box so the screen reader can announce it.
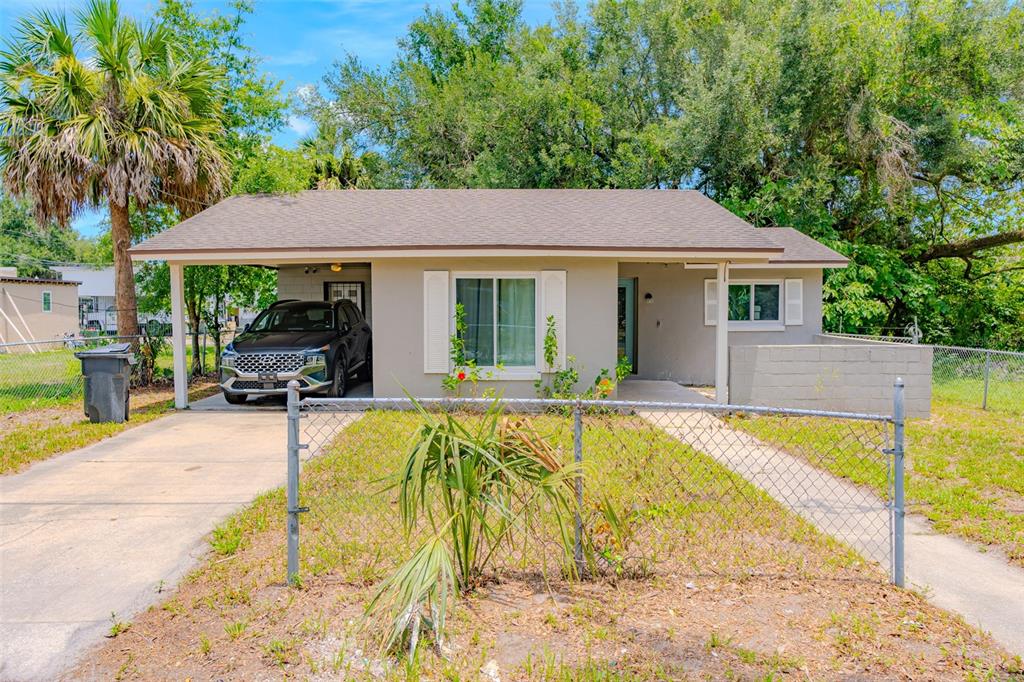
[455,277,537,367]
[728,284,750,321]
[42,291,52,312]
[497,279,536,366]
[726,283,781,322]
[325,282,363,311]
[753,284,780,321]
[455,278,495,366]
[250,305,334,332]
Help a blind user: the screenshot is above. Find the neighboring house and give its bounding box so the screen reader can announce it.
[130,189,857,408]
[53,264,117,332]
[0,271,80,345]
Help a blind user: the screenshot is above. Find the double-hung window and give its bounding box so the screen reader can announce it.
[454,275,537,368]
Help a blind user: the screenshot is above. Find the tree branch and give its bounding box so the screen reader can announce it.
[910,230,1024,263]
[967,264,1024,281]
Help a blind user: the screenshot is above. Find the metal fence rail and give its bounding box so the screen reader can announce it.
[826,332,917,344]
[285,382,906,593]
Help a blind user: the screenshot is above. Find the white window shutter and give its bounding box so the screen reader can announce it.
[785,278,804,325]
[704,279,718,326]
[540,270,567,370]
[423,270,450,373]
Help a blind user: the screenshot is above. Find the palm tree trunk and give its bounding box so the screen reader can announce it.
[109,201,141,338]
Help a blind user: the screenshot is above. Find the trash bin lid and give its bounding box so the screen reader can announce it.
[75,343,134,359]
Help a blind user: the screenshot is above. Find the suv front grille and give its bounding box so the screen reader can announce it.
[233,379,297,390]
[234,352,306,375]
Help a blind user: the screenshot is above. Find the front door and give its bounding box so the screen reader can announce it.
[617,278,636,373]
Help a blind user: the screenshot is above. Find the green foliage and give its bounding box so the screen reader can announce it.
[313,0,1024,349]
[535,315,631,399]
[0,194,107,276]
[155,0,288,175]
[368,400,580,654]
[441,303,500,396]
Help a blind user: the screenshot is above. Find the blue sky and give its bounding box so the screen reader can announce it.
[0,0,558,237]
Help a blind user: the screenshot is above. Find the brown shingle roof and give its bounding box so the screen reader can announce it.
[759,227,848,265]
[130,189,786,255]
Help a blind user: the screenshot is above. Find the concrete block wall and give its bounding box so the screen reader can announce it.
[729,343,932,417]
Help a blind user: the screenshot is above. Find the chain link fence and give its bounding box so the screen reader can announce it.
[0,333,228,414]
[285,385,906,600]
[931,345,1024,412]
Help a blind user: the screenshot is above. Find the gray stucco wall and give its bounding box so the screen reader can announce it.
[616,264,824,385]
[278,263,373,324]
[371,257,618,398]
[729,343,933,417]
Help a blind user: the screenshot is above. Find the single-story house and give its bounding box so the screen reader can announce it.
[129,189,850,408]
[0,270,81,346]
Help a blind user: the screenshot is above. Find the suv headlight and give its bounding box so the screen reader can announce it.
[222,347,238,368]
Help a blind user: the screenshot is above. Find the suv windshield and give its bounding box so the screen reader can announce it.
[249,305,335,332]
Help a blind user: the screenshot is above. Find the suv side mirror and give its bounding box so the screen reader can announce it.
[242,323,250,332]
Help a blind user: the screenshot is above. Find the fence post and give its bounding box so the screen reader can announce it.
[286,380,301,586]
[892,377,906,588]
[572,399,585,578]
[982,350,991,410]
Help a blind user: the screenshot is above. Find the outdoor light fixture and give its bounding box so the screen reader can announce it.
[330,263,343,272]
[645,292,654,303]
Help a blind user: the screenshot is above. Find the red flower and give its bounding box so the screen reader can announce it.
[457,371,467,381]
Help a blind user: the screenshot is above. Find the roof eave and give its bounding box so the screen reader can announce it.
[129,245,786,264]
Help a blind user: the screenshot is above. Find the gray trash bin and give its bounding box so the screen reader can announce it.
[75,343,137,423]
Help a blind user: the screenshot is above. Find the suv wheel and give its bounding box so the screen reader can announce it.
[358,344,372,382]
[223,390,248,405]
[329,356,348,397]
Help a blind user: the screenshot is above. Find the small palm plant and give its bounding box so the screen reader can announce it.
[367,399,580,654]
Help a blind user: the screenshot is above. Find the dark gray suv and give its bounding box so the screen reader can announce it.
[219,299,371,404]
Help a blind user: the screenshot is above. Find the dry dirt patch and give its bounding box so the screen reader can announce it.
[66,411,1020,681]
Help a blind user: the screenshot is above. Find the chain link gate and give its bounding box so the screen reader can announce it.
[284,381,905,592]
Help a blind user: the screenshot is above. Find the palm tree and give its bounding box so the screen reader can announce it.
[0,0,227,337]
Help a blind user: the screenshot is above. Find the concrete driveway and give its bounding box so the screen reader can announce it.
[0,410,285,682]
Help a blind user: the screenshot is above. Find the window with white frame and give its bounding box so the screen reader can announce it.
[728,282,780,322]
[42,290,52,313]
[454,275,537,368]
[704,277,803,329]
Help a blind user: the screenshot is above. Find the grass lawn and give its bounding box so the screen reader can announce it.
[0,342,219,413]
[732,397,1024,567]
[70,411,1018,680]
[0,382,220,475]
[932,377,1024,415]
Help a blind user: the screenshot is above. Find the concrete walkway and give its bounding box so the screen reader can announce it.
[616,378,711,403]
[645,408,1024,656]
[0,411,285,681]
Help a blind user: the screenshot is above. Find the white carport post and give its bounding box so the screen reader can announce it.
[715,261,729,403]
[169,262,189,409]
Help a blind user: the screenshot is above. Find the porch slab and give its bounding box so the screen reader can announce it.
[616,379,711,404]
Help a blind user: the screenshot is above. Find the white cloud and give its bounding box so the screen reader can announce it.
[287,115,313,137]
